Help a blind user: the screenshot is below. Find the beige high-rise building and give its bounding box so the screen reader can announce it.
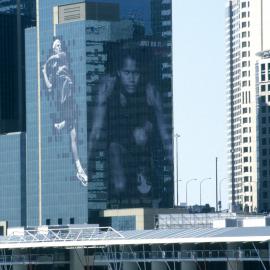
[226,0,270,212]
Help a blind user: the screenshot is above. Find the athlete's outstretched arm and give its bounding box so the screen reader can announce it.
[42,62,52,90]
[88,75,116,155]
[146,83,172,161]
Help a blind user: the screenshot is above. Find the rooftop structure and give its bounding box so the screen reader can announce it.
[0,224,270,269]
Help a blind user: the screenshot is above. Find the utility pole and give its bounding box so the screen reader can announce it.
[216,157,218,212]
[175,133,180,206]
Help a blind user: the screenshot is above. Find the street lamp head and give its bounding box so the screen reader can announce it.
[185,178,198,206]
[200,177,212,184]
[199,177,212,208]
[186,178,197,185]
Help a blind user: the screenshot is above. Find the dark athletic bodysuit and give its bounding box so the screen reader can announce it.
[45,52,76,131]
[107,81,156,197]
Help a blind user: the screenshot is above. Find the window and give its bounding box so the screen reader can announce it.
[243,147,248,152]
[242,51,247,57]
[261,85,266,92]
[244,157,248,162]
[243,137,248,143]
[241,2,246,8]
[244,166,249,172]
[242,32,247,38]
[261,64,266,81]
[58,218,62,225]
[262,138,267,145]
[263,192,268,199]
[46,219,50,225]
[244,196,249,202]
[242,41,247,48]
[242,22,247,28]
[244,186,249,192]
[243,117,248,123]
[70,218,75,224]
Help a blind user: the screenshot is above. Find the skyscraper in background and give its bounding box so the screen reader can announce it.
[0,1,35,226]
[226,0,270,212]
[0,0,35,133]
[256,51,270,213]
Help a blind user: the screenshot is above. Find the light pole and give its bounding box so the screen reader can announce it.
[200,177,212,208]
[186,178,197,207]
[219,177,227,211]
[175,133,180,206]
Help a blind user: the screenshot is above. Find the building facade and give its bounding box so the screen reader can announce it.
[0,0,35,133]
[0,133,26,226]
[0,0,35,227]
[24,0,173,226]
[256,51,270,212]
[226,0,270,212]
[0,0,35,17]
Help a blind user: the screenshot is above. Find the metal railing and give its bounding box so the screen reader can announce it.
[156,213,237,229]
[0,254,68,265]
[0,227,124,245]
[95,249,269,262]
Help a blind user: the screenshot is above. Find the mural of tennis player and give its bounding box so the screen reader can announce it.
[89,48,171,200]
[42,38,88,187]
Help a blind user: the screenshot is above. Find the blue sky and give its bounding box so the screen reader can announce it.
[172,0,228,208]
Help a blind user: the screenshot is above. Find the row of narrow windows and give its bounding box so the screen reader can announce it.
[46,217,75,225]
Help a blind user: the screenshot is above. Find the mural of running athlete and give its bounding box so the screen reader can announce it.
[89,48,171,202]
[42,38,88,186]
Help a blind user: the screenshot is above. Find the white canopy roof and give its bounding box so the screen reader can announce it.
[0,226,270,250]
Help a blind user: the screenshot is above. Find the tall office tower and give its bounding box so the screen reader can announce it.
[0,0,35,227]
[256,52,270,212]
[226,0,270,212]
[25,0,173,226]
[0,0,35,133]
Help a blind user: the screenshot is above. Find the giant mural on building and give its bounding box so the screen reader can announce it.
[88,44,172,207]
[42,38,88,187]
[84,0,174,209]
